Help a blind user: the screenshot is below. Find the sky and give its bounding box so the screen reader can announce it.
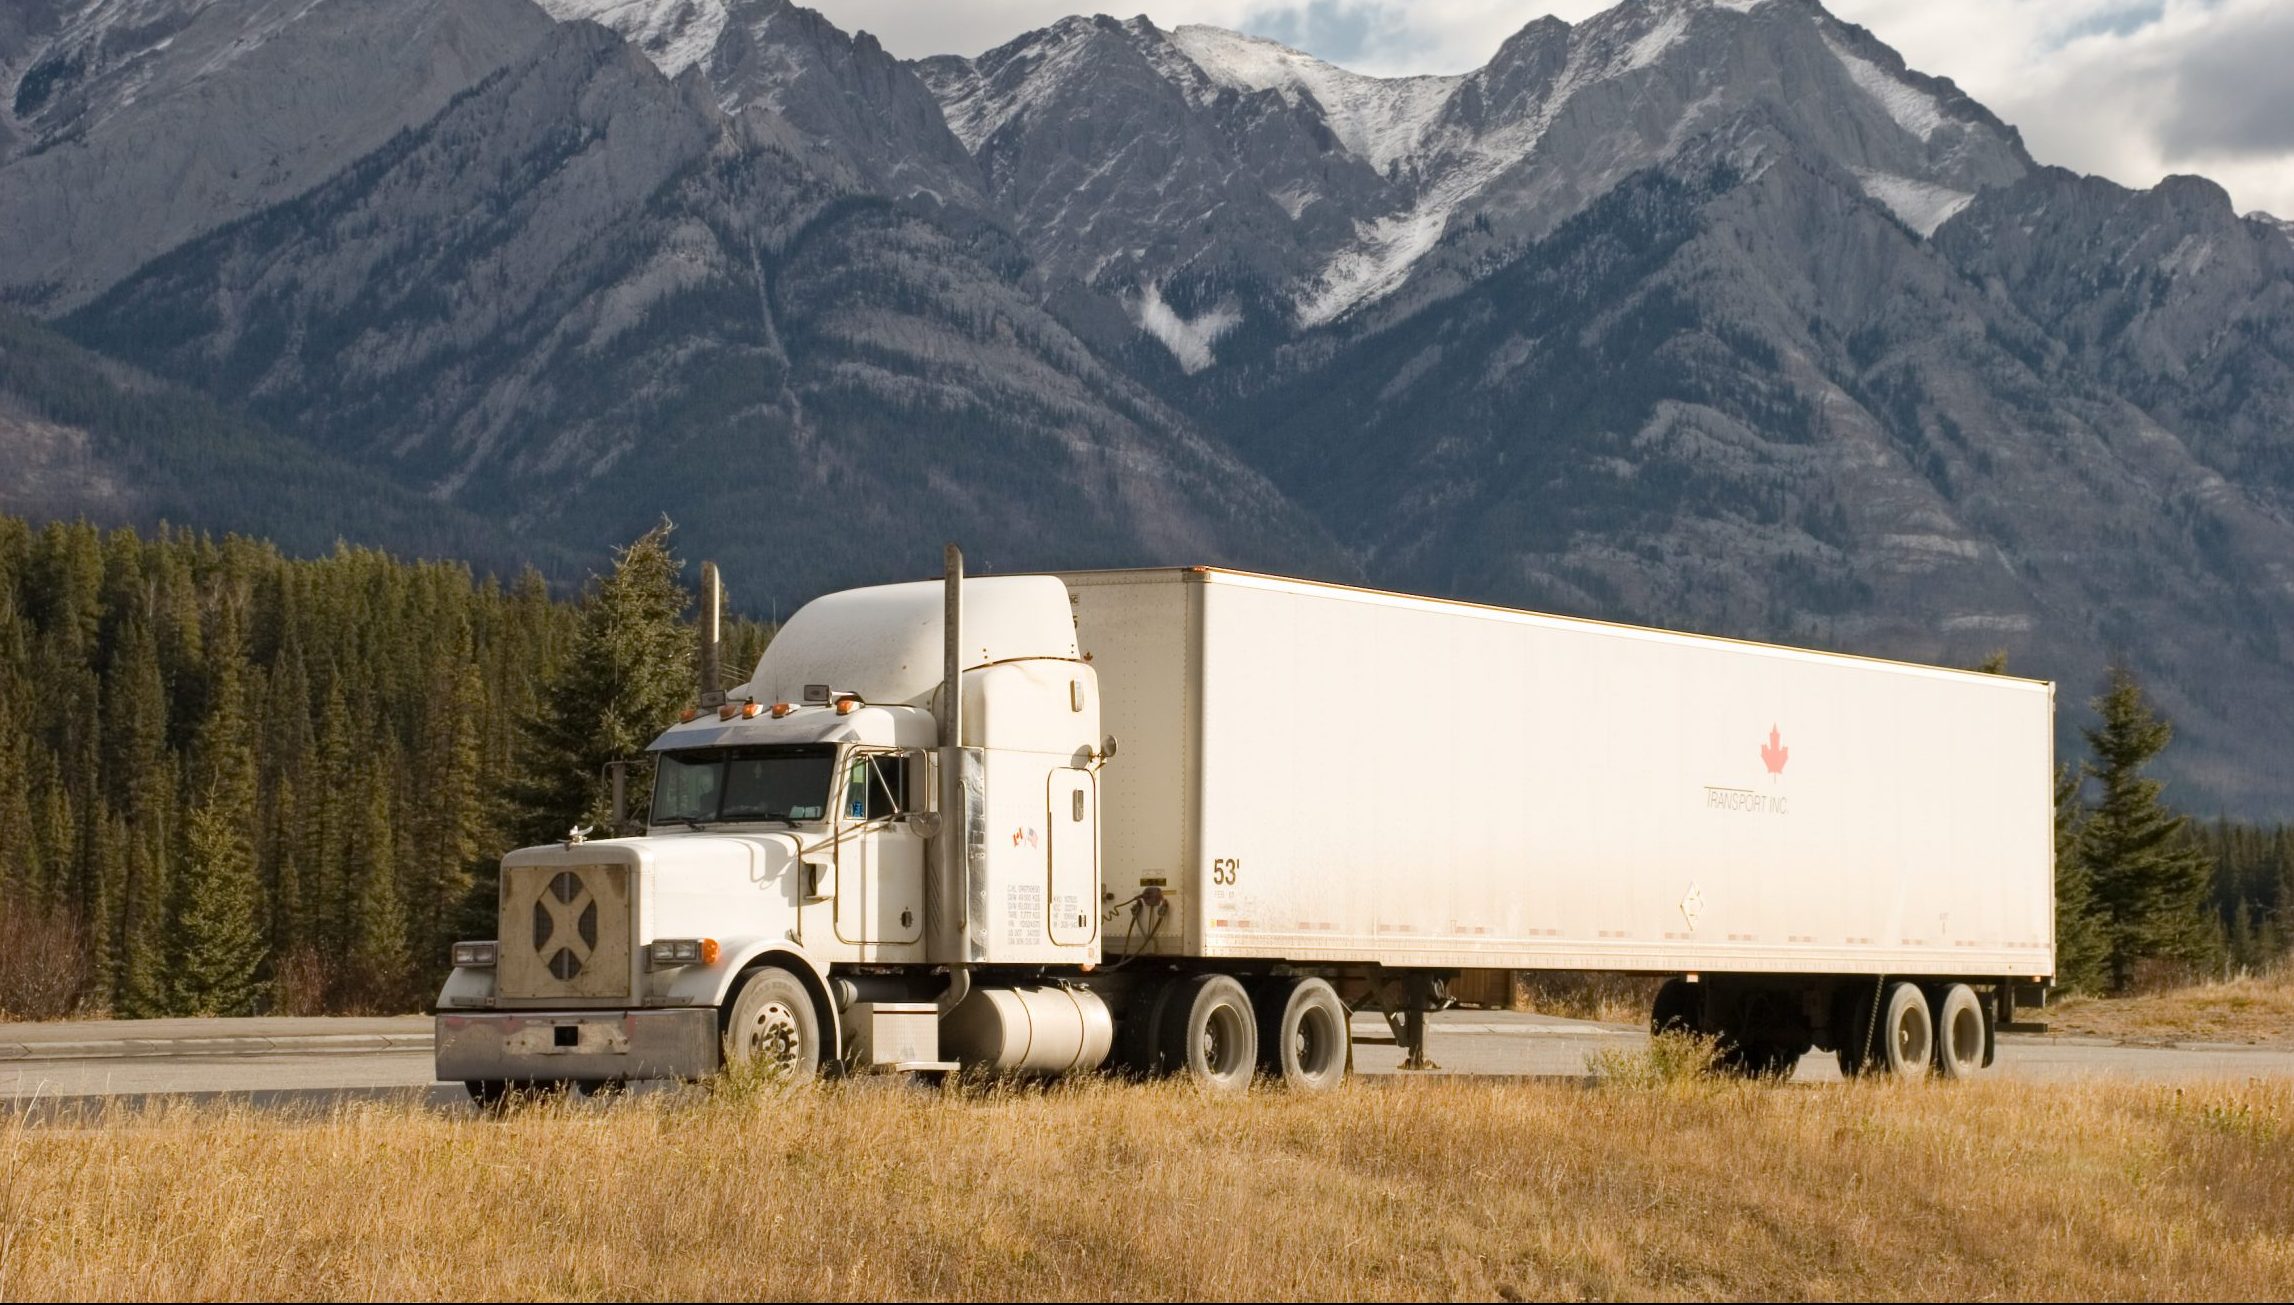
[804,0,2294,219]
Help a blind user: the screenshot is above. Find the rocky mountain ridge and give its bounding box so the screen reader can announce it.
[2,0,2291,812]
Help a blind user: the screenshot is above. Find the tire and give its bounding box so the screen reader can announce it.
[1158,973,1257,1094]
[1650,977,1703,1036]
[1877,981,1932,1080]
[465,1080,509,1109]
[1931,984,1986,1081]
[1719,1041,1799,1080]
[722,966,824,1082]
[1260,978,1349,1093]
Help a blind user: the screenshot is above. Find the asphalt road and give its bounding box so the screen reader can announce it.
[5,1011,2291,1111]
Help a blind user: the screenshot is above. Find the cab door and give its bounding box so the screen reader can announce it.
[1046,767,1097,947]
[834,749,924,947]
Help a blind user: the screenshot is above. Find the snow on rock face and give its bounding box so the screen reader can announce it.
[1854,169,1974,238]
[1134,282,1241,373]
[1823,33,1947,142]
[1168,25,1462,173]
[535,0,727,78]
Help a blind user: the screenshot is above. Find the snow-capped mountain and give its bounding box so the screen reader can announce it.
[0,0,553,312]
[919,0,2029,367]
[7,0,2294,813]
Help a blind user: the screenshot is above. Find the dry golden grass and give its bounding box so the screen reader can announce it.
[1505,971,1662,1024]
[4,1071,2291,1301]
[2048,973,2294,1046]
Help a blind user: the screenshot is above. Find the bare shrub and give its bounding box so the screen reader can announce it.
[1586,1027,1725,1086]
[267,946,333,1017]
[0,901,92,1020]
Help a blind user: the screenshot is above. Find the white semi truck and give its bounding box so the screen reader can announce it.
[435,550,2055,1097]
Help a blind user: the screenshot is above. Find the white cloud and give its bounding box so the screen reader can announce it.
[806,0,2294,217]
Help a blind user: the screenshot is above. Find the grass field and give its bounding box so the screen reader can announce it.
[2046,973,2294,1046]
[4,1068,2290,1301]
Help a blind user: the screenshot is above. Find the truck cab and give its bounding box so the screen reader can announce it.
[433,569,1109,1098]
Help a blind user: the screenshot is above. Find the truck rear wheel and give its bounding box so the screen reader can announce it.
[1160,974,1257,1094]
[723,966,823,1082]
[1259,978,1349,1092]
[1931,984,1985,1080]
[1877,981,1932,1080]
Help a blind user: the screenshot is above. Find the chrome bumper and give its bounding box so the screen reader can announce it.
[434,1008,719,1083]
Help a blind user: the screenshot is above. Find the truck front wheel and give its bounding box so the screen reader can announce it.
[723,967,823,1082]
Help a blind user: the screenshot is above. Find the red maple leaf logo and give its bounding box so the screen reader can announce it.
[1760,724,1789,776]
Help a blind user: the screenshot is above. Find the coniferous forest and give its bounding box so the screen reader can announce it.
[0,515,767,1019]
[0,512,2287,1018]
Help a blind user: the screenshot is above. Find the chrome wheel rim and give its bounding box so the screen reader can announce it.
[1202,1003,1248,1078]
[740,999,804,1075]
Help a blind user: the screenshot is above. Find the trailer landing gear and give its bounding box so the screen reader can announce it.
[1351,971,1446,1070]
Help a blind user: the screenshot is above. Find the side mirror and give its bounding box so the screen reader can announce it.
[904,812,943,838]
[1102,734,1119,759]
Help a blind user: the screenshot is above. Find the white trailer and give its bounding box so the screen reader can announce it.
[434,554,2054,1097]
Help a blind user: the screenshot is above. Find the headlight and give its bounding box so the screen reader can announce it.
[647,937,719,970]
[452,940,498,968]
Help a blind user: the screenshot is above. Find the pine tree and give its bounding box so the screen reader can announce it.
[2078,665,2219,991]
[167,597,269,1016]
[508,522,691,846]
[348,746,411,1010]
[409,655,484,976]
[117,814,175,1019]
[2051,761,2108,993]
[102,612,169,1003]
[307,679,355,955]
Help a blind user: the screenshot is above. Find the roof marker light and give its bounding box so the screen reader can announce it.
[741,702,762,719]
[771,702,796,719]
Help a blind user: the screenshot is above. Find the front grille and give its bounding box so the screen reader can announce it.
[499,862,631,1000]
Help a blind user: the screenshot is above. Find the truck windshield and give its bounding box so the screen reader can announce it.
[652,745,835,827]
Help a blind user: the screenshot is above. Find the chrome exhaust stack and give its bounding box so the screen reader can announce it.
[936,543,972,1010]
[697,560,725,710]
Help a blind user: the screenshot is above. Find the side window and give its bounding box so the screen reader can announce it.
[868,755,906,819]
[847,754,908,821]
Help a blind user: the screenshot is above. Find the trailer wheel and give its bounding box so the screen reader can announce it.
[723,966,823,1082]
[1160,974,1258,1094]
[1931,984,1985,1080]
[1650,978,1703,1036]
[1877,981,1932,1080]
[1718,1041,1800,1080]
[1260,978,1349,1092]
